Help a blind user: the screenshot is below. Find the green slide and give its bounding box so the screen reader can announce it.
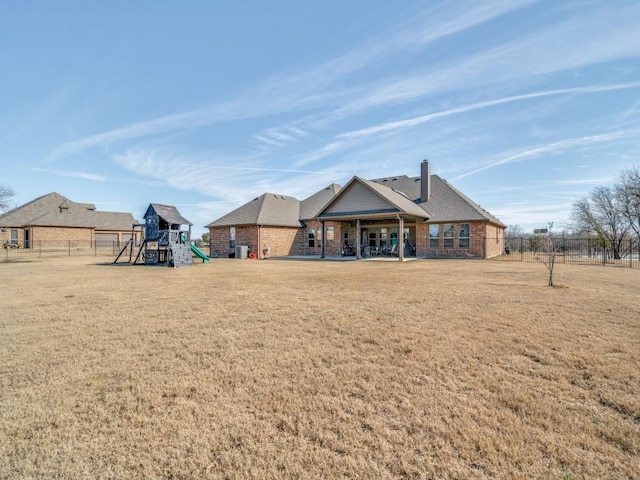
[190,243,210,263]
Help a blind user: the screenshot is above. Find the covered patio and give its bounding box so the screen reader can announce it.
[315,176,429,262]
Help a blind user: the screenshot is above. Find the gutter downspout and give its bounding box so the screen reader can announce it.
[258,225,261,259]
[356,218,361,260]
[397,214,404,262]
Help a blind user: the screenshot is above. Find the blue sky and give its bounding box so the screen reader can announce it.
[2,1,640,237]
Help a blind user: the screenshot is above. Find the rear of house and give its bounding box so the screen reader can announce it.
[207,161,505,260]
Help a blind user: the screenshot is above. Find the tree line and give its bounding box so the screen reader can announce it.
[0,184,15,212]
[505,167,639,260]
[571,166,640,259]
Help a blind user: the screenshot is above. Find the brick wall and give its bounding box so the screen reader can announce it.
[0,227,22,246]
[31,226,93,247]
[259,227,300,257]
[208,226,260,257]
[420,221,502,259]
[211,221,505,259]
[484,223,506,258]
[209,227,231,257]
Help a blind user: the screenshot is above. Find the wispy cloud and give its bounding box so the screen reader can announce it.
[30,167,106,182]
[295,83,640,167]
[339,83,640,141]
[452,128,640,180]
[46,1,536,161]
[329,2,640,118]
[253,125,309,148]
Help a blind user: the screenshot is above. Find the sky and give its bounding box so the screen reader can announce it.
[2,1,640,238]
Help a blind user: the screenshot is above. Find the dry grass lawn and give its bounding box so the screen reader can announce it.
[1,257,639,479]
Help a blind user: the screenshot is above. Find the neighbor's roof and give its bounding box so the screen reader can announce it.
[0,192,137,230]
[206,193,302,228]
[145,203,193,226]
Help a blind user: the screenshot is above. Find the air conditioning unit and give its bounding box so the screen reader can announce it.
[235,245,248,259]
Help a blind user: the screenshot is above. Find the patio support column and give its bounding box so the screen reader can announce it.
[356,218,361,259]
[398,215,405,261]
[320,220,326,259]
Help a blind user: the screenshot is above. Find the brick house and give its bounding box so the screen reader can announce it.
[0,192,137,249]
[207,161,505,260]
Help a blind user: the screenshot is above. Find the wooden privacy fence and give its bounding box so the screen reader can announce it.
[491,237,640,269]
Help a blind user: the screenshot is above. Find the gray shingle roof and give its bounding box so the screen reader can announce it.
[418,176,505,226]
[206,193,302,228]
[299,184,342,220]
[358,177,430,219]
[206,166,504,228]
[0,192,137,230]
[146,204,193,226]
[371,174,505,226]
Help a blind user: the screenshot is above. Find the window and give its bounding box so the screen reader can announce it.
[459,223,470,248]
[308,227,315,248]
[443,223,454,248]
[369,231,377,247]
[326,226,334,241]
[229,227,236,249]
[316,227,322,248]
[11,229,18,242]
[429,224,439,248]
[379,228,388,247]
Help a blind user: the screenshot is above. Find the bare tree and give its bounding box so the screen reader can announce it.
[541,223,557,286]
[0,184,15,212]
[615,166,640,239]
[505,224,525,238]
[571,186,629,259]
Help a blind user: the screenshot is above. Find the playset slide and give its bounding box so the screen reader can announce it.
[190,243,210,263]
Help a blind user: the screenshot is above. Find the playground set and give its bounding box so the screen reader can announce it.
[113,203,209,267]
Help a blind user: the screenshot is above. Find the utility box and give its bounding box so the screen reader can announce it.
[235,245,248,259]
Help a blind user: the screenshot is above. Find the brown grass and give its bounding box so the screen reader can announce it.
[1,257,639,479]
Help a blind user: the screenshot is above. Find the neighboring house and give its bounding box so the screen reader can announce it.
[0,192,138,248]
[207,161,506,260]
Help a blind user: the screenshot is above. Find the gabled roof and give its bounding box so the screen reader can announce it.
[206,193,302,228]
[0,192,137,230]
[370,174,505,226]
[145,203,193,226]
[206,163,504,229]
[299,184,342,220]
[317,176,429,220]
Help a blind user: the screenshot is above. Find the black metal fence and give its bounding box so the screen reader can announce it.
[491,237,640,269]
[1,240,127,260]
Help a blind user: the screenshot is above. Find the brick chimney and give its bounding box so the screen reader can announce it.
[420,160,431,202]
